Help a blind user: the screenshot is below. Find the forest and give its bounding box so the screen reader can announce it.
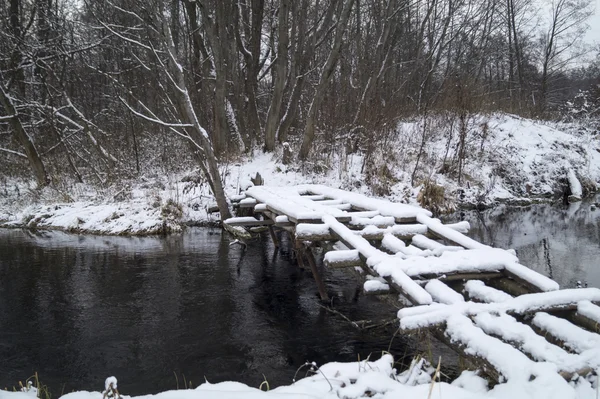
[1,0,599,220]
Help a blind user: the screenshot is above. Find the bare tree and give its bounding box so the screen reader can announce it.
[299,0,356,160]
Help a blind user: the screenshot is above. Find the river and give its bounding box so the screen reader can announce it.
[1,198,598,395]
[0,228,410,396]
[444,197,600,289]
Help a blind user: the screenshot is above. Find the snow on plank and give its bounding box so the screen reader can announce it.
[399,288,600,331]
[532,312,600,353]
[577,300,600,324]
[296,223,428,241]
[349,215,396,228]
[464,280,513,303]
[238,197,258,208]
[245,186,351,223]
[444,221,470,234]
[223,216,273,226]
[296,223,330,239]
[416,214,487,249]
[503,261,559,292]
[425,280,465,304]
[411,234,463,253]
[254,203,268,212]
[396,248,514,278]
[317,199,344,205]
[444,314,538,382]
[381,234,423,256]
[297,184,431,221]
[324,249,362,268]
[364,277,390,294]
[274,215,290,225]
[472,312,593,372]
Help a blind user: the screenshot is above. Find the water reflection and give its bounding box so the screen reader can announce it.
[445,196,600,289]
[0,228,411,396]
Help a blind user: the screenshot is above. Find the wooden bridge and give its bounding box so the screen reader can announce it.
[226,184,600,385]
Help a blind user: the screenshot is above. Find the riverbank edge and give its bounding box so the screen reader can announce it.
[0,192,592,237]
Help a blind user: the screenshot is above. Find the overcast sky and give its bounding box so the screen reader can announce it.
[585,0,600,46]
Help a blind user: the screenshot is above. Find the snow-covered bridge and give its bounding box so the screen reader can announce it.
[226,185,600,385]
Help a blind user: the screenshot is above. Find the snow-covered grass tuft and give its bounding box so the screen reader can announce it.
[2,354,598,399]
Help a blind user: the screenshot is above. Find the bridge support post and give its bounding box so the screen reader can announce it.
[268,226,279,248]
[303,244,329,302]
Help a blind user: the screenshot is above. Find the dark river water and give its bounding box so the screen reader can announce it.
[1,198,599,396]
[0,228,412,396]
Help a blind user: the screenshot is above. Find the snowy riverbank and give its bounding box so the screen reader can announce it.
[1,113,598,235]
[2,354,597,399]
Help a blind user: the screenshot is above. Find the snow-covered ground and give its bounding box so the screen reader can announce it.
[2,354,597,399]
[0,113,598,235]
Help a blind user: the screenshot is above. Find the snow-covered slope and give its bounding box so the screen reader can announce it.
[0,114,598,235]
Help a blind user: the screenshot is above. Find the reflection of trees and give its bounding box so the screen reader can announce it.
[449,198,600,288]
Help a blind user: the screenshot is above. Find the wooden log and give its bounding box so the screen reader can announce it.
[295,224,428,242]
[487,277,532,297]
[423,325,502,383]
[223,217,274,227]
[303,244,329,301]
[567,312,600,334]
[323,249,362,268]
[238,198,258,208]
[268,225,279,248]
[326,224,428,306]
[229,194,246,203]
[222,222,253,239]
[559,367,596,380]
[435,272,504,282]
[424,280,465,304]
[207,204,220,213]
[300,194,327,201]
[323,203,352,210]
[316,199,344,205]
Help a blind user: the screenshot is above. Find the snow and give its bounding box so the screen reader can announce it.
[398,287,600,330]
[577,300,600,323]
[532,312,600,353]
[567,168,583,200]
[411,234,463,253]
[504,261,560,292]
[295,223,330,238]
[323,214,433,304]
[104,377,118,390]
[274,215,289,224]
[1,349,598,399]
[394,248,517,277]
[3,112,598,236]
[425,279,465,304]
[297,184,431,220]
[239,198,257,205]
[254,203,268,211]
[349,215,395,226]
[473,312,600,373]
[323,249,360,263]
[223,216,260,224]
[417,214,488,250]
[464,280,513,303]
[363,278,390,292]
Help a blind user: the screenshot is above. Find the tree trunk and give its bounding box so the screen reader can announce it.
[263,0,290,151]
[299,0,356,160]
[162,16,232,220]
[0,84,49,187]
